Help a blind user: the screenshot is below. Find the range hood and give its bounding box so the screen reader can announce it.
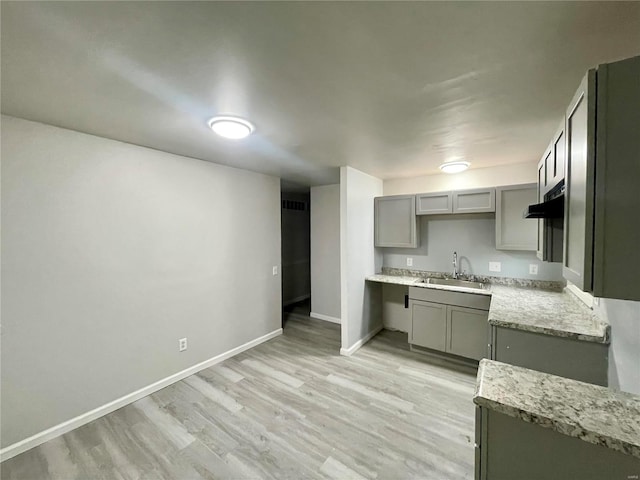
[523,192,564,219]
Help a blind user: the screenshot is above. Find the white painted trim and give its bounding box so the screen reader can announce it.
[310,312,341,324]
[565,281,594,309]
[340,325,383,356]
[0,328,283,462]
[282,294,310,307]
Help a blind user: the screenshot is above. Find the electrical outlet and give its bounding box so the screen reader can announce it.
[529,264,539,275]
[179,338,187,352]
[489,262,501,272]
[272,266,278,276]
[406,257,413,267]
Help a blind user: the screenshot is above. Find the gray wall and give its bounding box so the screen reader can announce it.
[383,214,563,281]
[595,298,640,395]
[1,116,282,448]
[340,167,383,353]
[310,185,341,321]
[281,191,310,306]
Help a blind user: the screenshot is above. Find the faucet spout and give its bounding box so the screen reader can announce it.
[452,251,458,279]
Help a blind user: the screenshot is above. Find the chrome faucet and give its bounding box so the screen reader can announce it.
[453,251,459,279]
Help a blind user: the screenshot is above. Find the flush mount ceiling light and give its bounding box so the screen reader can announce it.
[439,161,470,174]
[208,116,254,140]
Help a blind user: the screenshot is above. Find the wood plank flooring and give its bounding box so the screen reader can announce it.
[1,313,477,480]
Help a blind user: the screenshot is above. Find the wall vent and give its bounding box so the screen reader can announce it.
[282,200,307,211]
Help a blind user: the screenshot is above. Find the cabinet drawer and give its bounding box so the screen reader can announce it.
[409,286,491,310]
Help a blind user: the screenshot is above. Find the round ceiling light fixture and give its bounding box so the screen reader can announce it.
[208,116,254,140]
[439,161,470,174]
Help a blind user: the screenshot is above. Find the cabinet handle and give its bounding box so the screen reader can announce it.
[404,295,409,308]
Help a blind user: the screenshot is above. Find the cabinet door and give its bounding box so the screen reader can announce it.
[536,158,546,260]
[551,123,565,188]
[495,184,537,251]
[409,300,447,351]
[563,71,596,291]
[447,306,489,361]
[416,191,453,215]
[374,195,419,247]
[452,188,495,213]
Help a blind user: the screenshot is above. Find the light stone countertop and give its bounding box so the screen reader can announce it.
[365,273,609,344]
[488,284,609,343]
[474,359,640,459]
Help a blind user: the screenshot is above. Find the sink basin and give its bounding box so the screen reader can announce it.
[418,277,487,290]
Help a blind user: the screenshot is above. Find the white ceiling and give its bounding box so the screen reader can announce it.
[2,2,639,187]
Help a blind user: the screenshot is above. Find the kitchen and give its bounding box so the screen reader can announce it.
[2,2,639,479]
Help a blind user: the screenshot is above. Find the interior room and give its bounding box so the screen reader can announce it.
[1,2,639,479]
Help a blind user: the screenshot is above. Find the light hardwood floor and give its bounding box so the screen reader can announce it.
[1,313,477,480]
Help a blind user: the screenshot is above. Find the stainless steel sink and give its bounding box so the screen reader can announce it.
[418,277,487,290]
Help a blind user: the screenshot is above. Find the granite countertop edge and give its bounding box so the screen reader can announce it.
[474,360,640,460]
[487,316,609,343]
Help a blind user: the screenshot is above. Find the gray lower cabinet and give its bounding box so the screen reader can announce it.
[448,306,490,360]
[452,188,495,213]
[490,325,608,386]
[475,408,640,480]
[374,195,419,248]
[495,184,537,251]
[408,287,490,361]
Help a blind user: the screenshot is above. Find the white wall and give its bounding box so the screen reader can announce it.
[310,185,341,322]
[384,162,537,195]
[595,298,640,395]
[340,167,383,355]
[1,116,282,450]
[281,191,310,306]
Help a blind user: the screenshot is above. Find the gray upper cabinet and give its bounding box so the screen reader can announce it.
[562,55,640,300]
[495,184,537,251]
[452,188,495,213]
[536,122,565,263]
[563,70,596,291]
[416,191,453,215]
[592,56,640,300]
[374,195,419,248]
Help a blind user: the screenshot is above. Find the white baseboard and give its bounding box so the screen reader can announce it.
[0,328,283,462]
[340,325,383,356]
[282,294,310,307]
[310,312,341,324]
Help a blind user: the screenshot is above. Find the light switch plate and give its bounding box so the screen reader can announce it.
[489,262,501,272]
[272,266,278,276]
[529,264,539,275]
[406,257,413,267]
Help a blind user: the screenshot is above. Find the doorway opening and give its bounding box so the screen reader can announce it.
[280,188,310,327]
